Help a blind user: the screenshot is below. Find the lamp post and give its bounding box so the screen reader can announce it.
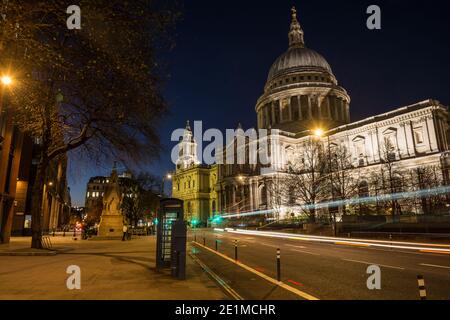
[313,128,337,236]
[0,75,13,113]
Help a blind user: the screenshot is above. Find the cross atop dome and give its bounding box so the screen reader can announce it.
[289,6,304,48]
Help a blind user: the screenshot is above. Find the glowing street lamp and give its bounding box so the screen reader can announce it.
[313,128,324,138]
[1,75,13,86]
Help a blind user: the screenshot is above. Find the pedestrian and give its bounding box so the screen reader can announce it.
[122,224,128,241]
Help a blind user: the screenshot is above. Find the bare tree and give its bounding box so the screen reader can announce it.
[322,143,359,235]
[379,138,403,216]
[0,1,178,248]
[264,175,287,222]
[413,165,447,215]
[286,138,328,223]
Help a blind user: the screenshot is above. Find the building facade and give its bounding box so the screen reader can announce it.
[172,122,218,225]
[173,7,450,223]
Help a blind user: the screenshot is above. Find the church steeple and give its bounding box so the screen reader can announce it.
[288,6,304,48]
[176,120,200,171]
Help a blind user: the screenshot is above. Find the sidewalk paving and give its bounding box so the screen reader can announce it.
[0,236,228,300]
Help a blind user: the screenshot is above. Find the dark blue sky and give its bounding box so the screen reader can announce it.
[68,0,450,206]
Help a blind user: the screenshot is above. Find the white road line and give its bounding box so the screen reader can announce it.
[420,263,450,270]
[290,249,320,256]
[342,259,405,270]
[285,244,306,249]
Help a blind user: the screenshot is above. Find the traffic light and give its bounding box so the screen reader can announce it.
[191,219,199,228]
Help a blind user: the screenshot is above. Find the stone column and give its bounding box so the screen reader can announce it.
[425,115,439,152]
[271,101,276,125]
[288,98,293,121]
[326,96,332,119]
[369,130,379,163]
[404,121,415,157]
[345,102,350,123]
[397,123,406,158]
[297,96,303,120]
[338,98,344,121]
[307,96,313,119]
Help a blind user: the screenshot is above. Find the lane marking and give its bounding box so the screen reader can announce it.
[290,249,320,256]
[189,251,243,300]
[285,244,306,249]
[420,263,450,270]
[419,250,450,255]
[342,259,405,270]
[192,241,319,301]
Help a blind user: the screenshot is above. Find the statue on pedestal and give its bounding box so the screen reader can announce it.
[97,162,125,238]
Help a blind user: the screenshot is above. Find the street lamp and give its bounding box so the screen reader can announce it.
[0,74,14,113]
[1,75,13,86]
[313,128,324,138]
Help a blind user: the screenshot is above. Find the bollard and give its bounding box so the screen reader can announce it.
[73,227,76,237]
[276,248,281,282]
[215,237,218,251]
[63,230,66,237]
[234,240,238,261]
[417,275,427,300]
[52,229,55,237]
[203,236,206,246]
[389,234,393,249]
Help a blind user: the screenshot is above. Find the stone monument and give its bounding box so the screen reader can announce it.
[97,163,124,238]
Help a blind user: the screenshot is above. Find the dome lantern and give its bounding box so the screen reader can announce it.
[288,7,304,48]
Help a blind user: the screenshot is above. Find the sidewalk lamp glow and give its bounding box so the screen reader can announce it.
[166,174,172,180]
[1,75,13,86]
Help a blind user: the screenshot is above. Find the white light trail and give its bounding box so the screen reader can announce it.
[220,185,450,219]
[220,229,450,253]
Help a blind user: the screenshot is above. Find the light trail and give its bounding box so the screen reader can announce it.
[220,185,450,219]
[217,228,450,253]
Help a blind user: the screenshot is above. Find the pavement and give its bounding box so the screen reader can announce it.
[191,229,450,300]
[0,235,229,300]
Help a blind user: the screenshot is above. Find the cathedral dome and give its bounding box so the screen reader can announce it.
[267,47,333,82]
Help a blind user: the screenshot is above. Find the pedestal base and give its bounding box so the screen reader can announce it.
[98,215,124,237]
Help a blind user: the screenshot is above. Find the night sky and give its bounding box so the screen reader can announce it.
[68,0,450,206]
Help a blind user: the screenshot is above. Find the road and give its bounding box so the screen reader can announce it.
[190,229,450,300]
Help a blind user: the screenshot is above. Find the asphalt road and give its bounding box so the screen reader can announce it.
[190,229,450,300]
